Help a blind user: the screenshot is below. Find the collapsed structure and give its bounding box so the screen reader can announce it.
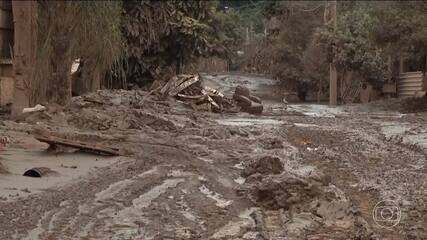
[160,74,263,114]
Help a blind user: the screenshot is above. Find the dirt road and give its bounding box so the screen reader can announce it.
[0,74,425,239]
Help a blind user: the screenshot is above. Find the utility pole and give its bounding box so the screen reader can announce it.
[329,0,338,105]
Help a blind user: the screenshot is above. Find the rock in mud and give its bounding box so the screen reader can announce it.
[242,156,284,177]
[246,172,322,210]
[234,85,251,98]
[233,85,264,115]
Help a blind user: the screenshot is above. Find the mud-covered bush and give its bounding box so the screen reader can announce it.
[315,6,387,86]
[35,1,124,105]
[122,1,239,87]
[242,1,325,91]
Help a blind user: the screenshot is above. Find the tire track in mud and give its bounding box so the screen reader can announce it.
[2,73,426,239]
[16,143,254,240]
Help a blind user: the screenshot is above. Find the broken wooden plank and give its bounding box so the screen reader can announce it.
[168,75,200,96]
[34,134,122,156]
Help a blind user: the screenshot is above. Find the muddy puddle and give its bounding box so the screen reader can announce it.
[287,104,346,118]
[0,148,118,200]
[288,103,408,120]
[216,117,283,126]
[380,122,427,150]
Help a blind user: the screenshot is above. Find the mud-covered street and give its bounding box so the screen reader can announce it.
[0,74,426,240]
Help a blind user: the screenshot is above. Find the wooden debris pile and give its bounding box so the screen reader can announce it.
[160,75,264,114]
[160,74,234,112]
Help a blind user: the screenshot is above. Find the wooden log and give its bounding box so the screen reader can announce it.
[34,134,123,156]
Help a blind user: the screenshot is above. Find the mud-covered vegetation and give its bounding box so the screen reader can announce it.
[242,1,427,94]
[26,1,427,105]
[122,0,247,87]
[34,1,124,105]
[1,1,426,239]
[32,1,243,104]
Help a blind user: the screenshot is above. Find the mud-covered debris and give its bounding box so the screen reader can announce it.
[160,74,228,112]
[248,95,262,104]
[23,167,58,177]
[0,162,8,174]
[161,74,200,96]
[68,108,113,130]
[234,95,252,107]
[240,165,371,239]
[160,76,263,114]
[34,134,123,156]
[283,91,299,103]
[242,156,284,177]
[133,110,177,131]
[0,136,11,148]
[22,104,46,113]
[234,85,251,98]
[246,172,322,210]
[244,102,263,115]
[260,137,283,149]
[233,85,263,115]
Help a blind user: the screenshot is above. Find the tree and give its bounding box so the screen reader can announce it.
[33,1,124,105]
[316,3,387,87]
[11,1,37,116]
[122,0,235,87]
[242,1,426,102]
[244,1,326,90]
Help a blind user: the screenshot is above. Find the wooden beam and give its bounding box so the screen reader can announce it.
[34,134,124,156]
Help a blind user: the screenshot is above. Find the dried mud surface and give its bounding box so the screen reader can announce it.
[0,74,425,240]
